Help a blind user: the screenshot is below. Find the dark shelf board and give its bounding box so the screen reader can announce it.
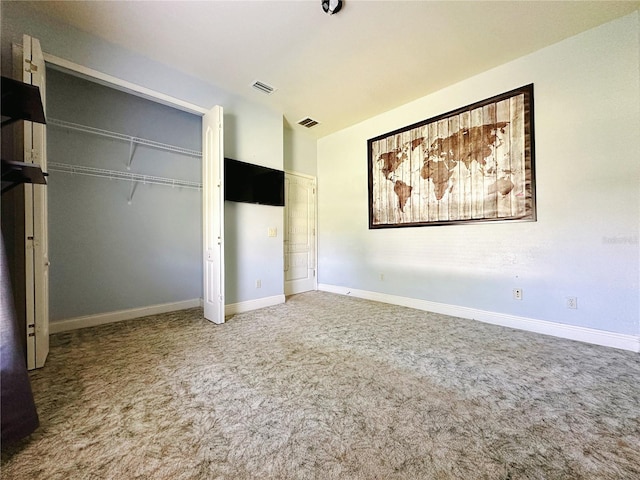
[1,160,47,194]
[1,76,46,127]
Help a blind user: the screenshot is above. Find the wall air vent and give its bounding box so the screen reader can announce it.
[251,80,276,95]
[298,117,320,128]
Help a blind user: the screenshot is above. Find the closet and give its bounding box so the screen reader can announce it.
[46,69,203,323]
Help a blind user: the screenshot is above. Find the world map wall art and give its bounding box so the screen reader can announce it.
[368,84,536,228]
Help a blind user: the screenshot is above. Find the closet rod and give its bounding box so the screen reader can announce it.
[48,162,202,190]
[48,118,202,158]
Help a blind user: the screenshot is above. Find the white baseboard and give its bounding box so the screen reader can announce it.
[50,294,288,333]
[225,294,286,316]
[50,298,202,334]
[318,284,640,353]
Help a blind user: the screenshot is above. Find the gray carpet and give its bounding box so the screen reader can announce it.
[2,291,639,479]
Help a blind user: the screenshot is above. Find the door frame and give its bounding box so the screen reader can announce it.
[43,53,208,116]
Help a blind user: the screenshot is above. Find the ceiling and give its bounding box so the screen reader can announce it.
[26,0,640,139]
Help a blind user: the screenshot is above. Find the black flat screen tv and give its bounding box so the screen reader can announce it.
[224,158,285,207]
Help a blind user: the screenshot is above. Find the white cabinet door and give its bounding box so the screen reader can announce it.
[202,106,225,324]
[20,34,49,369]
[284,173,316,295]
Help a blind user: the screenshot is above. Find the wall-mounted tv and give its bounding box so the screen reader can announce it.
[224,158,285,207]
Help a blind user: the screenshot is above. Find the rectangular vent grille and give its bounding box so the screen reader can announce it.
[298,117,319,128]
[251,80,276,95]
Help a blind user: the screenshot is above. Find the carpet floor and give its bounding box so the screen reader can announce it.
[2,291,639,479]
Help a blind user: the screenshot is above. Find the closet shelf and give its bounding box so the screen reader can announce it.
[48,118,202,158]
[48,162,202,190]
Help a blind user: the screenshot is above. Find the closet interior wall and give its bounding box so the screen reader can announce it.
[47,69,203,321]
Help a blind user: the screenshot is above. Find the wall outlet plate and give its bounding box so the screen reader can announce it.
[513,288,523,300]
[566,296,577,309]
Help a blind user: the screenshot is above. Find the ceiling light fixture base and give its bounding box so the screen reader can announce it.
[322,0,343,15]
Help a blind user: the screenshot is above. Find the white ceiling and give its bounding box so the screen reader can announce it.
[27,0,640,139]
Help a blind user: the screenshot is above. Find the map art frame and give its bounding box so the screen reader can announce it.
[368,84,536,229]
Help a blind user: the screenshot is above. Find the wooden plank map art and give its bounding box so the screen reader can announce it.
[368,85,536,228]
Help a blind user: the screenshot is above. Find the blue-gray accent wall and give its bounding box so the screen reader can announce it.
[47,70,203,319]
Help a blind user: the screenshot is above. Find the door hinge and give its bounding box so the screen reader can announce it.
[28,149,40,163]
[25,59,38,73]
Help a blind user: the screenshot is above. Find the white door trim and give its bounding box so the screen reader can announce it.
[284,170,316,181]
[42,52,209,115]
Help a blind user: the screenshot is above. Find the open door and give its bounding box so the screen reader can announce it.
[202,106,225,324]
[19,34,49,369]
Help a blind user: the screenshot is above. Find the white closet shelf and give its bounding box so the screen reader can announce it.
[48,162,202,190]
[48,118,202,158]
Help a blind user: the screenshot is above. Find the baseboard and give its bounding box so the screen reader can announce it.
[50,298,202,334]
[225,294,286,316]
[318,284,640,353]
[50,294,288,333]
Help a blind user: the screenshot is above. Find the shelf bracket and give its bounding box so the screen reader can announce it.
[126,138,137,170]
[127,180,138,205]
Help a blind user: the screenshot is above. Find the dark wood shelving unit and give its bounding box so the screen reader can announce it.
[1,75,46,444]
[1,75,47,194]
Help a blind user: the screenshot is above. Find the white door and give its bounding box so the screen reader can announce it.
[284,173,316,295]
[19,34,49,369]
[202,106,225,324]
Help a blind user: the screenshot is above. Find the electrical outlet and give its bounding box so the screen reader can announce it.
[380,273,384,281]
[513,288,523,300]
[566,297,577,309]
[256,279,261,288]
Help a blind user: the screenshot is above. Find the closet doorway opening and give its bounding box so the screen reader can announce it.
[46,69,203,324]
[41,53,225,338]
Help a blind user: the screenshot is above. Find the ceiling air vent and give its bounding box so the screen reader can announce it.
[298,117,320,128]
[251,80,276,95]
